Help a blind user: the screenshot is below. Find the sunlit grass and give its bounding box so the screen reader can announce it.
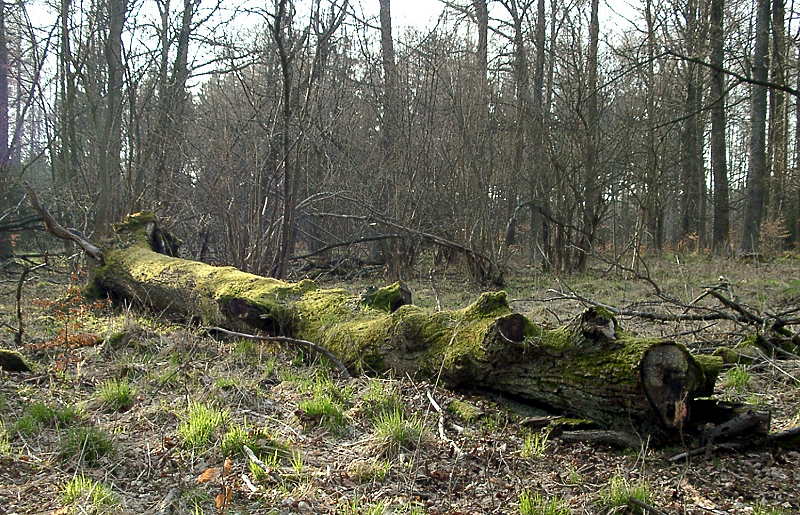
[62,474,119,512]
[178,403,227,451]
[518,490,570,515]
[373,408,426,456]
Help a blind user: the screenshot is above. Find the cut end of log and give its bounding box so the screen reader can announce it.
[640,343,707,429]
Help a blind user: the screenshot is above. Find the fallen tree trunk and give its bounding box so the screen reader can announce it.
[79,213,730,440]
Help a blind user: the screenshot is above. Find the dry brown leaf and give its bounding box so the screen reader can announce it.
[196,467,221,484]
[215,492,225,510]
[223,457,233,475]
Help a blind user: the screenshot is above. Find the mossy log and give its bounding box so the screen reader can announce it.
[90,213,726,438]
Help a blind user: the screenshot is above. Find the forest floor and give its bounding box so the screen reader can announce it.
[0,253,799,514]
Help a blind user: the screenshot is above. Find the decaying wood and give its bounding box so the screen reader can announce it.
[558,430,642,449]
[59,212,734,439]
[28,209,791,443]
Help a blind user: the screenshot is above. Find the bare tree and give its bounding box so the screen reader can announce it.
[679,0,704,244]
[95,0,128,236]
[710,0,729,252]
[270,0,347,278]
[767,0,787,231]
[740,0,770,253]
[575,0,600,272]
[0,0,10,258]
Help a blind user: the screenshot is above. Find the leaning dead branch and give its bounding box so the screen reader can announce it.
[24,183,104,263]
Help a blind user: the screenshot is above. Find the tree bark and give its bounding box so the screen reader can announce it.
[87,213,728,440]
[740,0,771,253]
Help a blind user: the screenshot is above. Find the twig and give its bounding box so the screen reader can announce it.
[243,445,282,483]
[153,487,180,515]
[545,288,743,322]
[204,326,351,378]
[24,183,104,262]
[628,497,670,515]
[426,390,463,456]
[428,268,442,312]
[668,442,744,462]
[15,263,46,345]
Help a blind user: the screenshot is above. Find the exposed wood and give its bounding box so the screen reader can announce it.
[703,409,771,443]
[669,426,800,462]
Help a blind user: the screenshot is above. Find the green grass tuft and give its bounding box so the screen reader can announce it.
[298,396,347,431]
[0,421,11,455]
[520,430,549,459]
[361,379,403,421]
[60,426,114,465]
[62,474,119,512]
[597,473,652,513]
[97,378,136,411]
[518,490,570,515]
[373,408,425,456]
[752,502,790,515]
[724,365,751,392]
[14,402,79,436]
[346,459,391,483]
[178,403,227,451]
[338,497,387,515]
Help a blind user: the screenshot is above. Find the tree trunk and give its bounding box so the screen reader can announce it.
[531,0,549,267]
[377,0,400,275]
[576,0,600,272]
[767,0,786,228]
[710,0,730,253]
[0,2,11,260]
[89,213,727,441]
[680,0,703,243]
[740,0,770,253]
[96,0,128,236]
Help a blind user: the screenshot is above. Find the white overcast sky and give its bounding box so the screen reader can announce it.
[379,0,446,31]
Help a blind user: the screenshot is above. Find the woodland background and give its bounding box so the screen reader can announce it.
[0,0,796,279]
